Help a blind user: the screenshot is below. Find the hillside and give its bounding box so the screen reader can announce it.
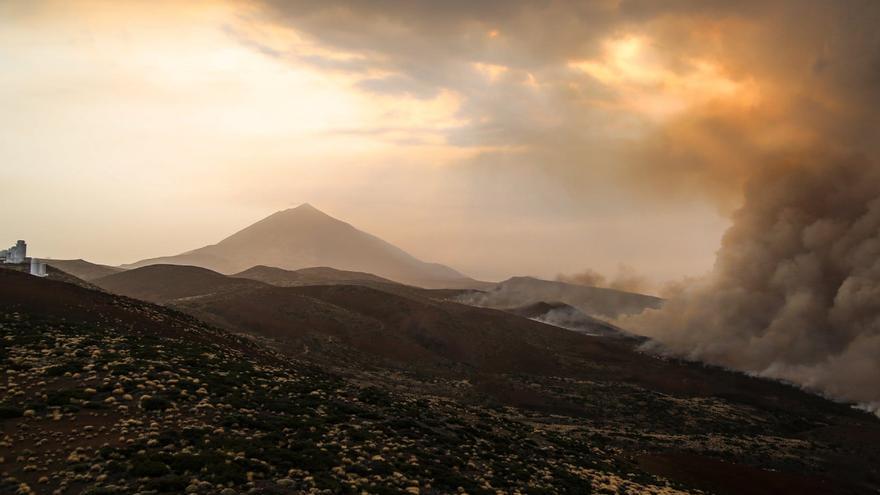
[97,265,576,374]
[1,269,646,494]
[461,276,663,319]
[234,264,477,303]
[234,265,397,287]
[124,203,484,289]
[0,262,100,291]
[45,258,124,281]
[93,264,265,304]
[95,265,878,417]
[505,301,629,338]
[4,268,880,494]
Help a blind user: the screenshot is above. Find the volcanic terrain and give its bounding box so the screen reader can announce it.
[3,263,880,494]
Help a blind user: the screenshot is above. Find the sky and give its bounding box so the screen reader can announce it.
[1,0,867,286]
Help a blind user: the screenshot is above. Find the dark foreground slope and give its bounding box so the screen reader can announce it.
[7,269,880,494]
[91,265,880,494]
[1,269,682,495]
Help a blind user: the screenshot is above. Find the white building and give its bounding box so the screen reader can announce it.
[2,240,26,264]
[30,257,47,277]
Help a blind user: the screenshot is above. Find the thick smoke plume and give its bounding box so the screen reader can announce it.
[627,154,880,412]
[557,264,651,294]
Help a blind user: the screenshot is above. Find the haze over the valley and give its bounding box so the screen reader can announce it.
[4,1,880,415]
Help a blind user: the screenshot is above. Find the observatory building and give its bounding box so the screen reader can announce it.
[0,239,48,277]
[0,240,27,264]
[30,257,47,277]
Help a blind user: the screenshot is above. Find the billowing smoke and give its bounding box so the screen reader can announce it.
[619,2,880,413]
[557,264,652,294]
[626,154,880,412]
[557,268,606,288]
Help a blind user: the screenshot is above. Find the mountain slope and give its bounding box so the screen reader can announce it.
[94,264,265,304]
[35,262,880,494]
[97,265,579,374]
[46,258,124,281]
[460,276,663,319]
[505,301,631,337]
[235,264,478,302]
[8,269,680,495]
[1,262,101,290]
[234,264,397,287]
[124,203,479,288]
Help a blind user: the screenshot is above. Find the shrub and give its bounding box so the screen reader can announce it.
[142,396,172,411]
[130,458,170,477]
[45,361,85,376]
[146,474,188,492]
[0,405,23,419]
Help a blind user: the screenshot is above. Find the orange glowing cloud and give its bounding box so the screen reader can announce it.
[570,35,756,121]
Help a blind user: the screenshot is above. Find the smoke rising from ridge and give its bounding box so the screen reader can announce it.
[557,264,652,294]
[626,154,880,411]
[615,2,880,411]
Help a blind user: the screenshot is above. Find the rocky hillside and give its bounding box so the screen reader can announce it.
[3,269,880,494]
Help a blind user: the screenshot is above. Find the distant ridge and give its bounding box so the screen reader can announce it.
[124,204,483,289]
[505,301,633,338]
[94,264,264,304]
[234,265,396,287]
[46,259,123,281]
[460,276,662,319]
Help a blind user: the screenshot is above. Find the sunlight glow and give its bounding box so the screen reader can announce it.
[472,62,509,82]
[570,35,753,121]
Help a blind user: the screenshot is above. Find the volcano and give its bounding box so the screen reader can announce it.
[125,203,481,288]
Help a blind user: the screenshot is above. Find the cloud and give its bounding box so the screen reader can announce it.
[237,1,879,201]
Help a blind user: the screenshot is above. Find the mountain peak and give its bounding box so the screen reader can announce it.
[264,203,336,224]
[279,203,324,216]
[292,202,317,211]
[276,203,337,220]
[125,203,472,287]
